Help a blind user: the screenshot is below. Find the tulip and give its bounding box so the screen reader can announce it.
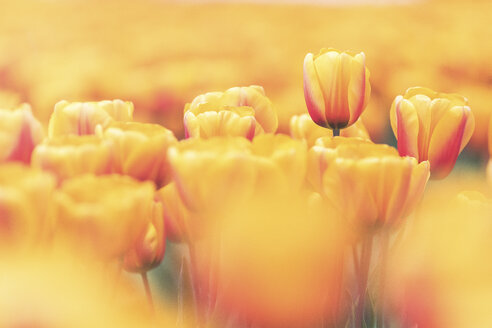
[98,122,177,188]
[390,87,474,179]
[48,99,133,138]
[31,135,113,182]
[0,164,56,250]
[290,113,370,147]
[55,174,155,259]
[123,201,165,273]
[185,85,278,135]
[308,137,429,231]
[0,104,44,164]
[168,135,306,216]
[303,48,371,131]
[156,182,192,243]
[184,107,257,140]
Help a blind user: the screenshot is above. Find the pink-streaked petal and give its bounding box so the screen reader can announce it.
[394,97,420,159]
[303,53,327,127]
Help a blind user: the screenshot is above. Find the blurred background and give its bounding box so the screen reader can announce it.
[0,0,490,149]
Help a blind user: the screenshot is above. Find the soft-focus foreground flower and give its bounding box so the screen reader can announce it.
[387,188,492,328]
[290,113,370,147]
[98,122,177,187]
[184,85,278,138]
[168,135,306,216]
[48,99,133,138]
[55,174,154,259]
[0,104,44,164]
[303,48,370,130]
[202,190,347,328]
[390,87,474,180]
[156,182,192,243]
[123,201,165,273]
[308,137,429,231]
[0,250,167,328]
[0,164,56,251]
[31,135,113,181]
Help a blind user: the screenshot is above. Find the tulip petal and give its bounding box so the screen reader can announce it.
[393,97,420,159]
[428,106,470,179]
[303,53,327,128]
[348,52,369,126]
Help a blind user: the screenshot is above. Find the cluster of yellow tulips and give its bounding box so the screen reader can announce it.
[1,44,492,328]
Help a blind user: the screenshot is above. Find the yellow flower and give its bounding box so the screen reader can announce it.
[290,113,370,147]
[184,106,257,140]
[0,104,44,164]
[185,85,278,135]
[199,190,347,327]
[123,201,165,273]
[156,182,192,243]
[390,87,475,180]
[31,135,113,181]
[168,135,306,216]
[0,164,56,251]
[48,100,133,138]
[303,48,371,130]
[98,122,177,188]
[308,137,429,231]
[55,174,155,259]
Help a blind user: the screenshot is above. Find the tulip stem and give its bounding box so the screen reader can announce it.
[355,236,373,328]
[378,231,390,328]
[333,128,340,137]
[141,271,154,312]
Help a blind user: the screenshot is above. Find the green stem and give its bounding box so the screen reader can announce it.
[355,236,373,328]
[141,271,154,313]
[378,231,390,328]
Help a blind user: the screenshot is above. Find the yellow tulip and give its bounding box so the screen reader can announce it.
[98,122,177,188]
[168,135,306,216]
[303,48,371,130]
[184,106,257,140]
[390,87,475,180]
[48,100,133,138]
[0,104,44,164]
[308,137,429,231]
[55,174,154,259]
[290,113,370,147]
[123,201,165,273]
[156,182,192,243]
[185,85,278,135]
[199,190,347,327]
[0,164,56,251]
[31,135,113,181]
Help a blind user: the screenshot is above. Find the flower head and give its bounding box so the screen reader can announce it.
[0,104,44,164]
[303,48,371,129]
[48,100,133,138]
[31,135,113,181]
[55,174,154,258]
[308,137,429,231]
[98,122,177,188]
[390,87,474,179]
[185,86,278,137]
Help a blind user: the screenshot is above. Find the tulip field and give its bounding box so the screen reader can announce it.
[0,0,491,327]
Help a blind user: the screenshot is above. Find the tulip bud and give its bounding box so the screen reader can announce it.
[290,113,370,147]
[0,104,44,164]
[123,201,166,273]
[48,100,133,138]
[390,87,475,179]
[303,48,371,130]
